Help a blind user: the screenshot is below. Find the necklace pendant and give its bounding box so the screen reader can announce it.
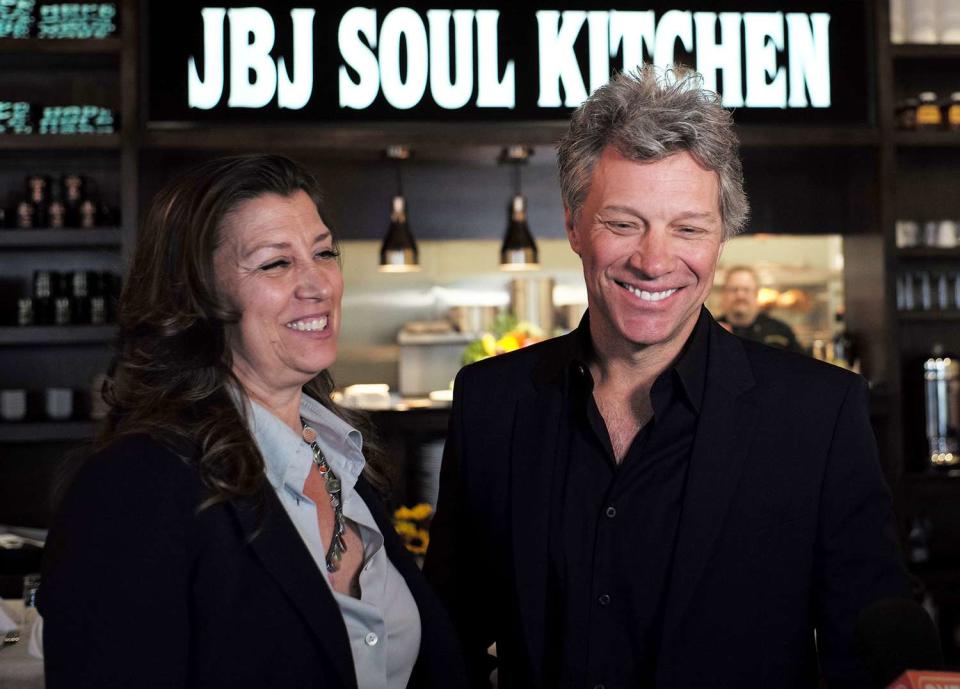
[302,418,348,579]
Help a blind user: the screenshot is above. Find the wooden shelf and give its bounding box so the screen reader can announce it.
[0,38,121,55]
[897,248,960,259]
[891,44,960,59]
[894,131,960,147]
[143,122,569,152]
[737,126,880,147]
[143,123,881,153]
[0,228,122,249]
[902,472,960,486]
[897,310,960,321]
[0,134,120,150]
[0,420,96,443]
[0,325,117,345]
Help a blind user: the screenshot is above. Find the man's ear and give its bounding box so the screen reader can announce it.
[565,207,581,256]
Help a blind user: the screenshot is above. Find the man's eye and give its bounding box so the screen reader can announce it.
[260,260,289,271]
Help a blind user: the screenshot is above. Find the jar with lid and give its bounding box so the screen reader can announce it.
[947,92,960,131]
[897,97,919,130]
[917,92,943,130]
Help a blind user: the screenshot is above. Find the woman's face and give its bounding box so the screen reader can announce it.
[213,189,343,401]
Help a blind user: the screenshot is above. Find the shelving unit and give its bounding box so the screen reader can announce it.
[897,311,960,322]
[0,134,121,150]
[0,2,136,529]
[876,2,960,665]
[0,421,98,443]
[0,326,117,346]
[0,228,122,248]
[894,131,960,146]
[0,38,122,54]
[898,247,960,259]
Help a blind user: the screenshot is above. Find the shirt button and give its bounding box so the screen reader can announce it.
[597,594,611,606]
[364,632,379,646]
[605,506,617,518]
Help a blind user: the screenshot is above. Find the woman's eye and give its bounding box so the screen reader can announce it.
[317,249,340,260]
[260,259,290,271]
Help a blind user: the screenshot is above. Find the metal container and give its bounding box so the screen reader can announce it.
[448,305,500,334]
[509,277,555,334]
[924,351,960,469]
[397,331,476,396]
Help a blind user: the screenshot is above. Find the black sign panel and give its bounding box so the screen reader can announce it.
[145,0,872,125]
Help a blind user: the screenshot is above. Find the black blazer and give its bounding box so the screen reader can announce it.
[425,311,909,689]
[40,434,467,689]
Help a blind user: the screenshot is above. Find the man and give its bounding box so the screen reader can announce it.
[425,67,908,689]
[717,265,803,352]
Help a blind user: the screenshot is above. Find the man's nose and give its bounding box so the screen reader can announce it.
[627,229,672,278]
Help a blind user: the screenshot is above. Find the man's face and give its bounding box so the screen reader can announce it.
[566,147,724,359]
[721,269,760,327]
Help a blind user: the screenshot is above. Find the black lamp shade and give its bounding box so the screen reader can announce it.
[500,194,539,271]
[379,195,420,272]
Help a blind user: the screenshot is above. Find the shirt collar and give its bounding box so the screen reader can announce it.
[242,392,366,497]
[569,306,710,414]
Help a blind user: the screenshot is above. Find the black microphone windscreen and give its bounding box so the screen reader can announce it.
[854,597,944,688]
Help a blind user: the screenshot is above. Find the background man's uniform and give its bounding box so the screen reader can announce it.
[717,311,803,353]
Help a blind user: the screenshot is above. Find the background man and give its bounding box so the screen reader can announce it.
[425,67,908,689]
[717,265,803,352]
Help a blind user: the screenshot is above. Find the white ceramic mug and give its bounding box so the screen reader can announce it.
[0,390,27,422]
[45,388,73,421]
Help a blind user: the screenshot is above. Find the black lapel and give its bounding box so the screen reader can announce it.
[231,490,357,689]
[509,334,575,689]
[662,320,760,643]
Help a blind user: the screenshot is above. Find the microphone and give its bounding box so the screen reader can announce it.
[854,597,944,688]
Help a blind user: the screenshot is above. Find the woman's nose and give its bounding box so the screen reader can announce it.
[296,263,333,299]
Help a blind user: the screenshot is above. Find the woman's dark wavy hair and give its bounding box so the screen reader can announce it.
[100,153,387,507]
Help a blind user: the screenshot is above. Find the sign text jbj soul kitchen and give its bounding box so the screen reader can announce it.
[187,7,831,112]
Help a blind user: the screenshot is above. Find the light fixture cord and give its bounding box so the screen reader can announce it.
[512,163,522,196]
[395,160,404,197]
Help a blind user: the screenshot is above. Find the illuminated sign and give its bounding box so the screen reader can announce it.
[147,1,871,125]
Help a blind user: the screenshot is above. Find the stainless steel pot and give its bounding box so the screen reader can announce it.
[448,305,501,334]
[509,278,555,334]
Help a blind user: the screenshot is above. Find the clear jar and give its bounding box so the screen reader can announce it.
[916,91,944,129]
[897,97,920,130]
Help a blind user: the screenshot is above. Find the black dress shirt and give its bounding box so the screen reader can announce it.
[546,311,708,689]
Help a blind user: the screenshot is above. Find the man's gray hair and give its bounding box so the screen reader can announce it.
[558,65,749,240]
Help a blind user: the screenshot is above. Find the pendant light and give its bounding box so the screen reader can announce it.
[499,146,540,271]
[379,146,421,273]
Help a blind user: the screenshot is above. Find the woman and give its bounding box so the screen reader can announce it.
[39,154,466,689]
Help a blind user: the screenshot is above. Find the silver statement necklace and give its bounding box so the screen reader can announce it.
[301,420,347,572]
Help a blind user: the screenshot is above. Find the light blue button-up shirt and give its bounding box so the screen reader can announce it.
[245,394,421,689]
